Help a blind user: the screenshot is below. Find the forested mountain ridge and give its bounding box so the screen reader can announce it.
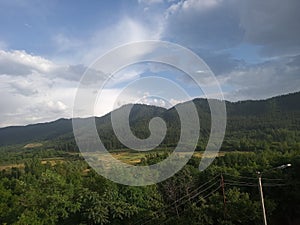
[0,104,168,146]
[0,91,299,150]
[0,92,299,225]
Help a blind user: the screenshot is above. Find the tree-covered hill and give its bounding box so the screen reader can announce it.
[0,118,72,146]
[0,92,299,225]
[0,92,299,151]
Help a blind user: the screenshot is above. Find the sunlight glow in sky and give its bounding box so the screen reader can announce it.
[0,0,299,126]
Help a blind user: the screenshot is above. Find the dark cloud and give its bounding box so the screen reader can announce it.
[196,49,245,75]
[58,64,87,81]
[61,64,107,84]
[163,0,244,49]
[161,0,300,101]
[287,55,300,67]
[240,0,300,56]
[164,0,300,57]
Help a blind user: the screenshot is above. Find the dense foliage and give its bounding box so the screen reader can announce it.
[0,149,299,225]
[0,92,299,224]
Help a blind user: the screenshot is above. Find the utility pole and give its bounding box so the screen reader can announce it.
[256,163,291,225]
[220,173,226,218]
[257,172,268,225]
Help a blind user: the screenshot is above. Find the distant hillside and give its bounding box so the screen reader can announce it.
[0,118,72,146]
[0,104,167,146]
[0,92,299,151]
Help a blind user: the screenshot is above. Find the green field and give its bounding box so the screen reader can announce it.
[0,143,230,170]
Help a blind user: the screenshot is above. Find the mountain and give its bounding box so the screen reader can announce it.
[0,104,167,147]
[0,92,299,151]
[0,118,72,146]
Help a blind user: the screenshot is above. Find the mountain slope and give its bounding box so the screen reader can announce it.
[0,104,167,146]
[0,92,299,149]
[0,118,72,146]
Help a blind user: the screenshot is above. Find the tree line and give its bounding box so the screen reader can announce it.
[0,148,299,225]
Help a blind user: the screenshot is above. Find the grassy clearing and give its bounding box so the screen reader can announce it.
[23,142,43,149]
[81,150,230,166]
[0,163,24,170]
[0,150,251,170]
[0,157,66,170]
[40,157,66,165]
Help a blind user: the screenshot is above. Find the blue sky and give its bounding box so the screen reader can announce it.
[0,0,299,126]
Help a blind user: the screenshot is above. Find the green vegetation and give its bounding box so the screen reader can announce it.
[0,92,299,224]
[0,149,299,225]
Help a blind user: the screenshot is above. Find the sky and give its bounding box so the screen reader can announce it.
[0,0,299,127]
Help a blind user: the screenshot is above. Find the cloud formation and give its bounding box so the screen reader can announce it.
[0,0,299,127]
[0,50,57,76]
[239,0,300,56]
[223,55,300,100]
[164,0,244,49]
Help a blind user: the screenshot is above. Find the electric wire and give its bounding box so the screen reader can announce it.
[160,185,222,225]
[136,172,289,225]
[223,172,284,181]
[136,176,221,225]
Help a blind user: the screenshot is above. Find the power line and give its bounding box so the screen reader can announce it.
[136,172,289,225]
[225,182,289,187]
[139,179,220,225]
[193,185,221,205]
[223,172,284,181]
[160,185,222,225]
[136,175,221,225]
[174,180,220,210]
[134,174,220,225]
[171,174,220,207]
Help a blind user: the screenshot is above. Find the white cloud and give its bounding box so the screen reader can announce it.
[0,49,167,126]
[109,69,142,87]
[84,18,162,63]
[0,50,77,126]
[0,69,74,126]
[0,49,109,83]
[46,100,68,113]
[0,50,57,76]
[9,79,39,96]
[222,56,300,101]
[167,0,223,15]
[1,1,300,127]
[169,98,186,106]
[138,96,169,108]
[51,17,163,65]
